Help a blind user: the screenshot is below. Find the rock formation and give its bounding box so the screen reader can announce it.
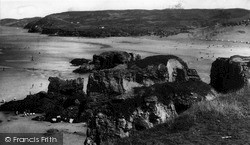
[84,54,210,145]
[84,79,213,145]
[210,55,250,93]
[0,77,86,122]
[70,58,90,66]
[0,52,214,145]
[87,55,201,100]
[73,51,141,74]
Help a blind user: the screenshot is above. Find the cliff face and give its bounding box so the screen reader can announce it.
[210,55,250,93]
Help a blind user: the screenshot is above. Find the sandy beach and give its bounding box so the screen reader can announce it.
[1,25,250,144]
[0,111,86,145]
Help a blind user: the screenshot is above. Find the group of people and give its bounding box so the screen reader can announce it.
[15,110,36,117]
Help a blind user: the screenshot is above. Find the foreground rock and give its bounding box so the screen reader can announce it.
[84,55,212,145]
[73,51,141,74]
[0,77,86,122]
[84,80,214,145]
[210,55,250,93]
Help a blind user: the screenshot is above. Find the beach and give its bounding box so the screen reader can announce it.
[1,26,250,144]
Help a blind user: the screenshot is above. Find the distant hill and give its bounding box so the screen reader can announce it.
[2,9,250,38]
[0,17,41,28]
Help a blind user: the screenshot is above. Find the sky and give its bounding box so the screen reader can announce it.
[0,0,250,19]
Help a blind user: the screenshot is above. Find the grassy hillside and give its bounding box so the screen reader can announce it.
[112,89,250,145]
[24,9,250,37]
[0,17,41,28]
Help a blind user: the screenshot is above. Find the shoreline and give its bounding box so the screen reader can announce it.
[0,111,87,145]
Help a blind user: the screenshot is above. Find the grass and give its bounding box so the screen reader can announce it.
[112,90,250,145]
[188,97,245,118]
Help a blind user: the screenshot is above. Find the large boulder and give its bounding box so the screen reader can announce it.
[210,55,250,93]
[73,51,141,74]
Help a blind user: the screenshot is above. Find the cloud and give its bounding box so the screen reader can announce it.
[183,0,250,9]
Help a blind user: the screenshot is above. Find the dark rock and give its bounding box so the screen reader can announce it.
[70,58,90,66]
[0,77,86,122]
[93,51,134,69]
[0,91,56,113]
[84,79,214,145]
[62,106,79,121]
[73,51,141,74]
[87,55,200,101]
[210,55,250,93]
[48,77,84,95]
[32,116,45,121]
[84,53,210,145]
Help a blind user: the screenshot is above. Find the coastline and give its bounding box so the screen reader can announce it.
[0,26,250,141]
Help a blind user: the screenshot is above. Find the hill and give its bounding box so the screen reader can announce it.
[0,17,41,28]
[23,9,250,37]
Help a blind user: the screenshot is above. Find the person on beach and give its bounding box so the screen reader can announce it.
[40,83,43,87]
[31,84,34,89]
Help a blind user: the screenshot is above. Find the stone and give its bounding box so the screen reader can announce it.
[210,55,250,93]
[73,51,141,74]
[87,55,200,101]
[48,77,84,95]
[84,79,214,145]
[0,77,86,122]
[70,58,90,66]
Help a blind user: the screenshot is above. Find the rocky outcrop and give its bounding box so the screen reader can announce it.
[87,55,201,101]
[0,77,86,122]
[70,58,90,66]
[210,55,250,93]
[73,51,141,74]
[48,77,84,95]
[84,55,209,145]
[84,79,213,145]
[0,51,214,145]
